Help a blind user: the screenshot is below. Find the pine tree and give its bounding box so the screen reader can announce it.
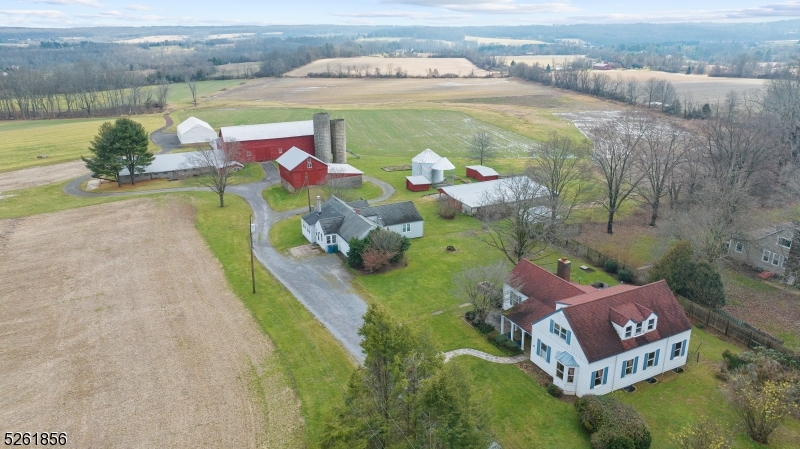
[82,118,153,186]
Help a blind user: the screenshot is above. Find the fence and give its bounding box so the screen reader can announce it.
[561,238,649,284]
[675,295,790,353]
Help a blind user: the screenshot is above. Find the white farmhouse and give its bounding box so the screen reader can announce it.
[501,258,692,396]
[300,196,424,255]
[176,117,217,144]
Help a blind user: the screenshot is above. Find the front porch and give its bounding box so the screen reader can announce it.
[499,315,533,354]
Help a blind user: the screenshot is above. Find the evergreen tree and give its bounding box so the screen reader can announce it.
[82,118,153,186]
[649,240,726,308]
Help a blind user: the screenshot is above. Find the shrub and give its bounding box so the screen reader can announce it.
[722,350,747,371]
[671,417,732,449]
[362,247,395,273]
[730,376,797,444]
[618,269,633,283]
[494,334,509,344]
[486,330,499,341]
[347,237,366,268]
[604,259,618,274]
[437,195,459,219]
[649,241,726,308]
[575,395,651,449]
[465,310,476,321]
[547,383,564,398]
[475,322,495,334]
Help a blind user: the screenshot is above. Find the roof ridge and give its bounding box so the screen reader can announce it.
[517,258,584,296]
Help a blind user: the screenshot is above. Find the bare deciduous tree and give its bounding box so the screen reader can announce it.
[590,112,650,234]
[323,166,356,202]
[635,117,688,226]
[454,263,510,324]
[185,77,198,107]
[469,131,496,166]
[479,175,549,264]
[186,139,243,207]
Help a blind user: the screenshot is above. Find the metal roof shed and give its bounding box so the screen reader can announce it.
[177,117,217,144]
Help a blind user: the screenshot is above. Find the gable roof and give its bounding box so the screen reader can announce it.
[357,201,423,226]
[177,116,214,135]
[119,149,238,176]
[466,165,499,177]
[302,196,376,242]
[438,176,543,209]
[327,163,364,175]
[406,175,431,186]
[561,280,691,363]
[509,259,588,308]
[276,147,323,171]
[220,120,314,142]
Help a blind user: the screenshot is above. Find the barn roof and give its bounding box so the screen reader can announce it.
[276,146,323,171]
[177,116,214,136]
[327,163,364,175]
[406,175,431,186]
[412,148,441,164]
[358,201,423,226]
[439,176,543,209]
[465,165,499,177]
[119,149,239,176]
[220,120,314,142]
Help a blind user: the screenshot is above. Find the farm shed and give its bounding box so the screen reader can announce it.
[592,62,613,70]
[118,150,242,184]
[219,120,315,163]
[438,176,543,216]
[405,175,431,192]
[276,146,328,192]
[465,165,499,181]
[327,163,364,188]
[176,117,217,144]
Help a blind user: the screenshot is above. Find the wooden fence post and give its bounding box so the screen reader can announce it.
[706,308,712,325]
[724,319,730,336]
[748,330,754,348]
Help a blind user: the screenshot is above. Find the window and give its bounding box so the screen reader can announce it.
[772,253,781,266]
[556,362,565,380]
[623,358,635,376]
[278,148,283,154]
[779,237,792,249]
[511,292,524,305]
[762,250,771,263]
[593,369,605,387]
[246,151,251,157]
[625,325,632,338]
[402,223,411,233]
[672,340,684,359]
[735,241,744,253]
[635,322,643,335]
[537,341,549,359]
[567,367,575,383]
[647,318,655,331]
[307,159,313,169]
[645,351,657,368]
[326,235,337,245]
[552,321,569,341]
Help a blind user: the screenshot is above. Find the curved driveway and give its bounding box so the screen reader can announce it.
[64,162,396,363]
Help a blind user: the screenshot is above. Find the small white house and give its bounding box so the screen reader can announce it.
[176,117,217,144]
[501,258,692,396]
[301,196,424,255]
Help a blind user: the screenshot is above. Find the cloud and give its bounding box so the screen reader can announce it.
[382,0,577,15]
[568,1,800,23]
[331,10,468,20]
[0,9,67,18]
[18,0,103,7]
[125,4,150,11]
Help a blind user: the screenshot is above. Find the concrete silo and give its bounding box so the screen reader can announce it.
[313,112,333,163]
[330,118,347,163]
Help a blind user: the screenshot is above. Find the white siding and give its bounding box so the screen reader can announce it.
[385,221,423,239]
[301,219,315,244]
[502,285,527,310]
[337,236,350,256]
[529,311,581,394]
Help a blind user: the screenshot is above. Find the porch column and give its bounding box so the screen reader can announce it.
[500,316,504,334]
[520,330,525,351]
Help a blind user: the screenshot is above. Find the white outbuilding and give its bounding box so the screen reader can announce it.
[177,117,217,144]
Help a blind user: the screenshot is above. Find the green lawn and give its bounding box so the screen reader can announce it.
[84,162,265,193]
[0,115,165,173]
[0,180,127,219]
[262,180,383,212]
[269,216,307,252]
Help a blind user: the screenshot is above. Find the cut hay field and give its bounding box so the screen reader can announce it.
[604,69,766,102]
[163,78,247,108]
[0,115,165,173]
[0,197,303,448]
[283,57,488,77]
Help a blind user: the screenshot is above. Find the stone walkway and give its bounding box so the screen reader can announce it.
[443,348,528,364]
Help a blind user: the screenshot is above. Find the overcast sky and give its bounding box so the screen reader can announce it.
[2,0,800,27]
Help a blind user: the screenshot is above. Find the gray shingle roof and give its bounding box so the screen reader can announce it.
[302,197,424,241]
[358,201,423,226]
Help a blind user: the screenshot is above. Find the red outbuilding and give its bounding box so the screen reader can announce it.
[405,175,432,192]
[219,120,315,163]
[465,165,499,181]
[276,147,328,192]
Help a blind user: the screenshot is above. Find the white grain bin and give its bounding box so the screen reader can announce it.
[411,148,441,182]
[431,156,455,184]
[177,117,217,144]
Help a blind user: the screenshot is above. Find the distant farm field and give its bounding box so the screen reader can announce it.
[505,55,584,66]
[605,69,766,102]
[465,36,549,46]
[284,57,488,77]
[0,115,164,173]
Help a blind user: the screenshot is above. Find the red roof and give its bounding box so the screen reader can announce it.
[509,259,587,308]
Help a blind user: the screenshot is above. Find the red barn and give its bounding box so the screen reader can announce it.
[465,165,499,181]
[276,147,328,192]
[405,175,431,192]
[219,120,315,163]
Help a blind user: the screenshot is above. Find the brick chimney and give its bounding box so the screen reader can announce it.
[556,257,571,281]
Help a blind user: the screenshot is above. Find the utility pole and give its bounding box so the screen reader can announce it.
[306,173,311,212]
[249,215,256,294]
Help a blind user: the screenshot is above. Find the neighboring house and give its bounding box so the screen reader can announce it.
[118,150,242,184]
[219,120,316,163]
[501,258,692,396]
[727,223,798,278]
[437,176,544,216]
[301,196,423,255]
[276,147,364,192]
[176,117,217,144]
[465,165,499,181]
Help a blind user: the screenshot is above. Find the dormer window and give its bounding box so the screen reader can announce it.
[647,318,655,330]
[625,326,632,338]
[635,322,643,335]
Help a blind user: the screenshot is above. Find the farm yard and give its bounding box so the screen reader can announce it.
[284,56,490,77]
[1,60,798,449]
[0,198,303,448]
